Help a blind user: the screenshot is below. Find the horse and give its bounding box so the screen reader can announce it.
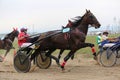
[57,10,100,61]
[31,10,101,70]
[57,12,96,60]
[0,28,19,61]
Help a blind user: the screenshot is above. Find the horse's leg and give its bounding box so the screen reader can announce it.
[70,54,74,60]
[80,43,97,60]
[30,49,40,61]
[46,49,61,66]
[60,50,76,70]
[45,49,56,57]
[58,49,74,61]
[4,49,10,59]
[26,48,36,65]
[30,49,58,63]
[58,49,64,60]
[3,40,12,59]
[70,43,96,60]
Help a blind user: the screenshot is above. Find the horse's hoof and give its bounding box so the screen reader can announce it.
[71,57,74,60]
[61,66,65,71]
[55,59,61,67]
[61,68,65,73]
[71,55,74,60]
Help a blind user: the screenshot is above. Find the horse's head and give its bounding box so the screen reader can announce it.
[12,28,19,37]
[83,10,101,29]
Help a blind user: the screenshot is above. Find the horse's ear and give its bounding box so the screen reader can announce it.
[86,9,88,12]
[88,10,90,12]
[13,27,15,31]
[13,27,18,31]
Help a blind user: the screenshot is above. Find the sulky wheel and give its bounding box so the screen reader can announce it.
[14,51,31,73]
[100,49,117,67]
[36,51,52,69]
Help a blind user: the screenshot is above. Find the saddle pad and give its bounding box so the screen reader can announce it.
[62,28,70,33]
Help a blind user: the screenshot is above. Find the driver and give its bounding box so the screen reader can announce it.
[101,31,119,48]
[18,28,35,48]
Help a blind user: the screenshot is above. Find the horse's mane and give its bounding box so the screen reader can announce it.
[6,32,12,36]
[71,15,84,27]
[4,31,13,39]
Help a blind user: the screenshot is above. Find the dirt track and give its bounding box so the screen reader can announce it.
[0,53,120,80]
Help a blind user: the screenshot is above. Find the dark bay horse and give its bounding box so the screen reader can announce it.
[0,28,19,61]
[31,10,101,70]
[57,11,97,60]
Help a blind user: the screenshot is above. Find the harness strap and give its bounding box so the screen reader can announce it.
[64,33,70,40]
[63,32,71,49]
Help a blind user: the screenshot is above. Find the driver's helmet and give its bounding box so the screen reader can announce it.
[20,27,27,32]
[103,31,109,35]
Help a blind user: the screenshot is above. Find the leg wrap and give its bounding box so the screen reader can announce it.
[61,61,66,68]
[91,47,96,56]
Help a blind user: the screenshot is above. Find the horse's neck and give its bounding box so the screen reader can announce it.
[77,22,89,35]
[10,36,16,42]
[7,34,15,42]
